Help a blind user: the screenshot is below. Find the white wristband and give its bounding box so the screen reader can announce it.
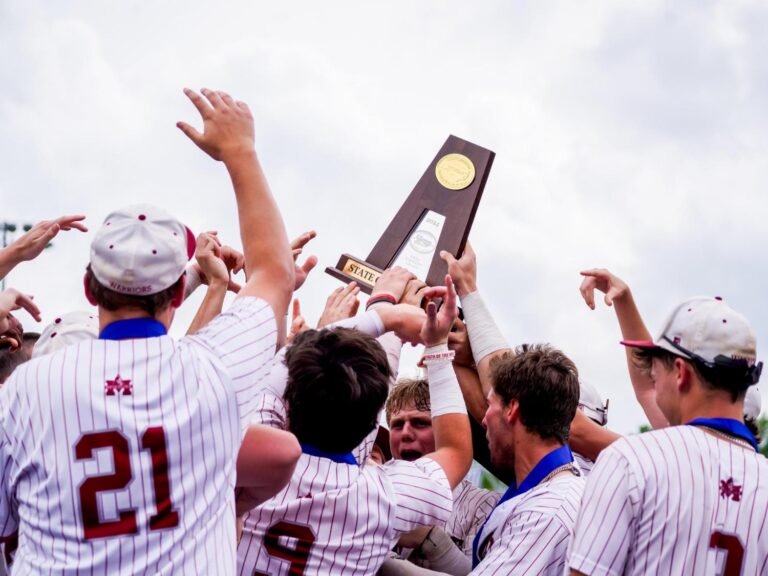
[326,309,385,337]
[460,290,509,365]
[425,343,467,417]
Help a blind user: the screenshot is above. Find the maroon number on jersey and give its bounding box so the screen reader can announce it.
[75,427,180,539]
[253,520,316,576]
[709,530,745,576]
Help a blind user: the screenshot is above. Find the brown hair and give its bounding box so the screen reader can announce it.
[491,344,580,444]
[284,327,391,453]
[385,378,431,425]
[86,264,182,317]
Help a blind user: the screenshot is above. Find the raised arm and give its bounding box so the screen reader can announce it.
[178,88,294,341]
[186,232,232,335]
[418,276,473,490]
[580,268,668,429]
[441,243,511,396]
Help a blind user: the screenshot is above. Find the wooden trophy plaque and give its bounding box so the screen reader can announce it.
[326,135,495,294]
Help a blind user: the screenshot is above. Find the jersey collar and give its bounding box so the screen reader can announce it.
[99,318,168,340]
[300,443,358,466]
[472,444,574,567]
[687,417,758,452]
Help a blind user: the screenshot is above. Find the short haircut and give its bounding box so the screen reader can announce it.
[632,348,748,402]
[86,264,182,317]
[0,343,32,385]
[385,378,430,425]
[491,343,579,444]
[284,327,391,453]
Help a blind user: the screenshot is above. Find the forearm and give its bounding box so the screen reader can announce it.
[453,364,488,424]
[569,410,621,461]
[425,346,472,489]
[613,293,668,428]
[186,280,228,335]
[227,150,294,309]
[459,291,511,395]
[0,246,22,281]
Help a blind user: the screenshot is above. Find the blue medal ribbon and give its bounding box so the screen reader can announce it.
[471,444,574,567]
[687,417,758,452]
[100,318,168,340]
[300,443,358,466]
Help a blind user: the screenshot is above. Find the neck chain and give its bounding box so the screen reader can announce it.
[541,461,581,483]
[696,425,754,450]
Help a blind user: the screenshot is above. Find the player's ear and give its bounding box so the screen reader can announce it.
[83,273,98,306]
[504,399,519,426]
[170,276,186,309]
[675,358,693,393]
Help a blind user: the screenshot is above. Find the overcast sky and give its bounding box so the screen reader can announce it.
[2,0,767,434]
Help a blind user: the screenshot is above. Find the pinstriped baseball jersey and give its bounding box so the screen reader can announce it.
[445,480,500,558]
[471,472,584,575]
[0,297,276,575]
[569,426,768,576]
[574,452,595,477]
[237,391,454,576]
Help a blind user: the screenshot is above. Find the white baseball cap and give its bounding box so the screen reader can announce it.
[90,204,195,295]
[744,385,762,421]
[578,380,608,426]
[32,311,99,358]
[622,297,762,388]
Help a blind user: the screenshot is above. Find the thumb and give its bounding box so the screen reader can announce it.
[440,250,457,265]
[292,298,301,320]
[177,122,204,146]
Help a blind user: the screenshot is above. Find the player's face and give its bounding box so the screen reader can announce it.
[651,357,682,425]
[483,389,514,470]
[389,403,435,461]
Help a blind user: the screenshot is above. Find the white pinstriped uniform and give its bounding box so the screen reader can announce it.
[237,391,454,576]
[472,472,584,575]
[0,297,276,575]
[445,480,500,558]
[574,452,595,477]
[569,426,768,575]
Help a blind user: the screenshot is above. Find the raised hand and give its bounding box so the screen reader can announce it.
[579,268,630,309]
[177,88,255,162]
[401,278,428,308]
[420,275,458,347]
[448,317,474,367]
[9,215,87,263]
[439,241,477,297]
[290,231,318,291]
[193,232,243,293]
[0,288,41,347]
[317,282,360,328]
[371,266,416,302]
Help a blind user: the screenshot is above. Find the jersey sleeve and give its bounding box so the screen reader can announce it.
[184,297,278,434]
[0,385,18,540]
[453,485,500,556]
[472,508,572,575]
[568,444,639,576]
[385,457,453,534]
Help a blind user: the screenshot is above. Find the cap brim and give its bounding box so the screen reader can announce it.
[620,339,659,349]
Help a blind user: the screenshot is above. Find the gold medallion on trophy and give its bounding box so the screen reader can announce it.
[435,153,476,191]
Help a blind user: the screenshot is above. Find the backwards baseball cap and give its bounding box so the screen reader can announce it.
[622,297,763,388]
[32,311,99,358]
[578,380,609,426]
[90,204,195,295]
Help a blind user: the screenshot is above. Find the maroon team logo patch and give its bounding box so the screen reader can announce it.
[105,375,133,396]
[719,477,742,502]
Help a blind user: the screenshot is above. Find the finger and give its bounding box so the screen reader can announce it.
[290,230,317,251]
[292,248,303,261]
[605,286,622,307]
[236,100,251,112]
[335,281,357,306]
[55,215,88,232]
[326,286,344,306]
[183,88,214,118]
[292,299,301,321]
[217,90,236,107]
[439,250,458,266]
[422,286,448,300]
[425,300,438,323]
[176,121,204,146]
[579,277,596,309]
[227,278,242,293]
[201,87,224,109]
[349,298,360,316]
[443,274,458,312]
[17,294,41,322]
[300,255,318,276]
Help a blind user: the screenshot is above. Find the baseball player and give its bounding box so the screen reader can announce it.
[569,296,767,575]
[237,276,474,575]
[382,377,500,575]
[0,88,301,574]
[470,344,585,575]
